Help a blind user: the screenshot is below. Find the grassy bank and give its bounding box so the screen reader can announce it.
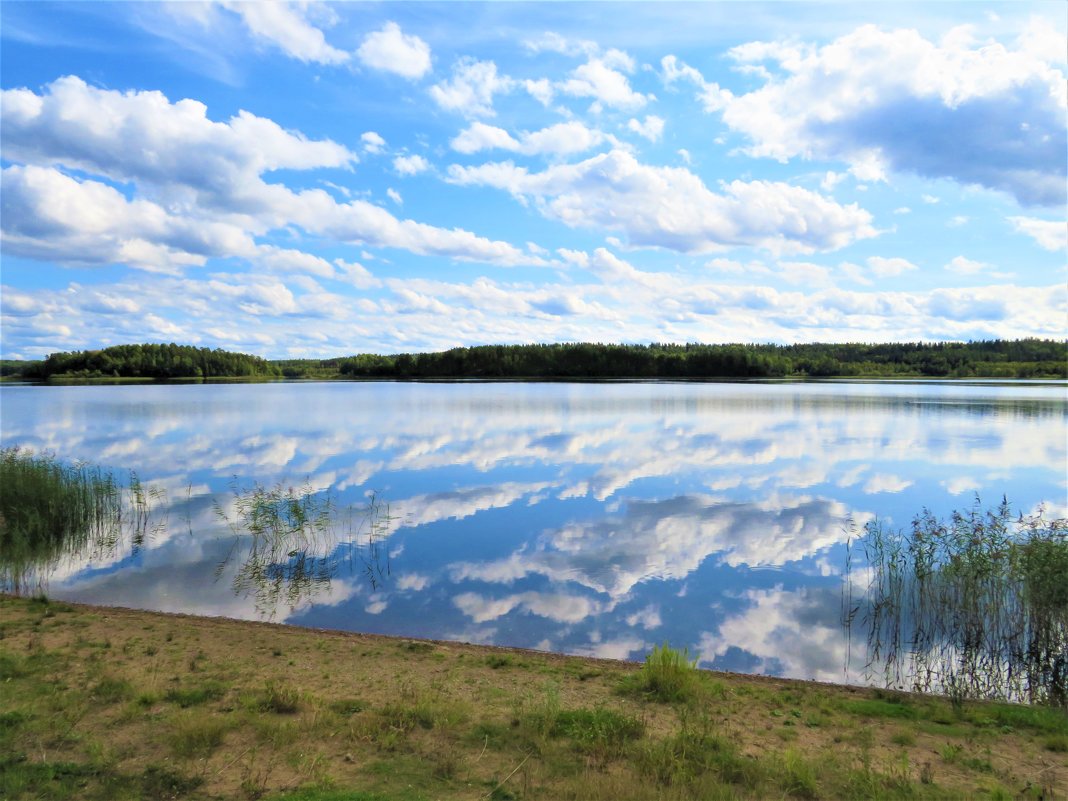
[1,596,1064,800]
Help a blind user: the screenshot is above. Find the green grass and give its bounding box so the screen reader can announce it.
[0,595,1057,800]
[620,642,700,703]
[164,680,228,708]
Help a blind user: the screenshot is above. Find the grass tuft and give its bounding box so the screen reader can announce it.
[621,642,699,703]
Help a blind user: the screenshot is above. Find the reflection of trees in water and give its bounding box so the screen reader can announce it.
[214,481,393,616]
[846,499,1067,708]
[0,447,163,594]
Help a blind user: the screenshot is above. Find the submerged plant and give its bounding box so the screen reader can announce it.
[848,498,1068,707]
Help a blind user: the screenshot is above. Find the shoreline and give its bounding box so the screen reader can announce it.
[2,594,1063,800]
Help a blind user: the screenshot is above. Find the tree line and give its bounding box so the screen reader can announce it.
[322,340,1067,380]
[4,339,1065,381]
[10,344,281,380]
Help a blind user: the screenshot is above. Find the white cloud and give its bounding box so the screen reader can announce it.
[221,0,348,65]
[676,26,1067,206]
[429,58,513,117]
[447,149,877,255]
[943,477,980,495]
[559,52,650,111]
[697,587,856,682]
[867,256,918,278]
[356,21,432,79]
[523,31,599,58]
[945,255,991,275]
[1,164,251,272]
[627,115,664,142]
[361,131,387,154]
[863,473,913,494]
[0,77,543,269]
[454,591,599,624]
[393,154,430,176]
[386,187,402,205]
[1008,216,1067,251]
[1,77,355,196]
[450,121,605,156]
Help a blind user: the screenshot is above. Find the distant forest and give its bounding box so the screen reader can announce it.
[5,344,281,380]
[9,340,1060,381]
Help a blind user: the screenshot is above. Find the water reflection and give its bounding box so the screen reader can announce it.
[0,380,1064,686]
[215,481,393,616]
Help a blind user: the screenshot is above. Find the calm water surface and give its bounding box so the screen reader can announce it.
[2,380,1065,684]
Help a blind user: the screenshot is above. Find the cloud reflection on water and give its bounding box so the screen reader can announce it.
[1,380,1064,684]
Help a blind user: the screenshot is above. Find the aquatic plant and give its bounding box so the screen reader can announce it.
[848,498,1068,707]
[0,447,160,594]
[215,481,393,614]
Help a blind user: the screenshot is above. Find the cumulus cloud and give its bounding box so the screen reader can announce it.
[447,149,877,254]
[450,495,857,599]
[627,115,665,142]
[1,164,251,272]
[1008,216,1067,251]
[429,58,514,117]
[559,51,651,111]
[697,587,857,682]
[356,21,432,79]
[0,76,544,269]
[360,131,387,154]
[393,154,430,175]
[867,256,918,278]
[668,26,1067,206]
[1,76,355,203]
[450,121,606,156]
[220,0,348,65]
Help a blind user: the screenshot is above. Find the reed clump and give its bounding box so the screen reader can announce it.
[0,447,159,593]
[851,498,1068,708]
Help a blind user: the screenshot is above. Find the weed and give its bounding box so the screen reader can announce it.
[1045,734,1068,752]
[328,698,367,716]
[90,675,133,704]
[169,714,229,759]
[890,730,916,746]
[165,680,227,707]
[550,707,645,758]
[246,680,301,714]
[621,642,699,703]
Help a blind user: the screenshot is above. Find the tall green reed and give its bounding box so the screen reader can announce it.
[0,447,161,593]
[847,498,1067,708]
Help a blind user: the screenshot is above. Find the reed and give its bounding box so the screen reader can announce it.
[849,498,1068,708]
[0,447,158,594]
[215,481,393,614]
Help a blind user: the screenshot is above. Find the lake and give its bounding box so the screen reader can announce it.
[1,379,1065,686]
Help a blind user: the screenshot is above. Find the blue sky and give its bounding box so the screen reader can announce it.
[1,1,1065,359]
